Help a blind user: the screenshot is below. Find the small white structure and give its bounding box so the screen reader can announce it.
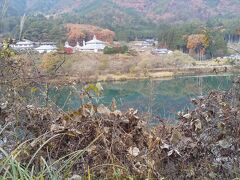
[132,39,157,47]
[75,35,106,53]
[152,48,173,55]
[223,54,240,60]
[35,42,56,46]
[10,39,34,50]
[35,45,57,53]
[64,41,73,49]
[74,42,81,51]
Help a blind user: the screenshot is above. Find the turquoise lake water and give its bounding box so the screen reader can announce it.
[32,74,237,123]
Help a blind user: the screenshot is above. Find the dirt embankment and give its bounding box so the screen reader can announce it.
[16,51,240,84]
[150,65,240,76]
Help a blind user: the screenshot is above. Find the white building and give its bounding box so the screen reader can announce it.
[35,42,56,46]
[75,35,106,53]
[64,41,73,49]
[74,42,81,52]
[10,39,34,50]
[35,45,57,53]
[152,48,173,55]
[10,39,58,52]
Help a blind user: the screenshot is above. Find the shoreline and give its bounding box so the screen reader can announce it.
[39,65,240,85]
[14,50,240,85]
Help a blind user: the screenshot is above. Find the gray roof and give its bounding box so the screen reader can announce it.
[86,35,106,45]
[35,45,57,50]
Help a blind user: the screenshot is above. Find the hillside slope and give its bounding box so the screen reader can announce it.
[1,0,240,42]
[3,0,240,22]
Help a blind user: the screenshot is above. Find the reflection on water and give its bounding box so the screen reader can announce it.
[31,75,236,123]
[99,75,234,122]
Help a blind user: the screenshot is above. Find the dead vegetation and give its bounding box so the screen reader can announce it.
[1,77,240,179]
[38,51,196,83]
[15,50,240,84]
[1,43,240,179]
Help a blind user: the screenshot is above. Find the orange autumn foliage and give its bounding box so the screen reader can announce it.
[65,24,115,45]
[187,34,210,55]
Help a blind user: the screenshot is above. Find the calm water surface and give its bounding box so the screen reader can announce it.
[33,74,237,123]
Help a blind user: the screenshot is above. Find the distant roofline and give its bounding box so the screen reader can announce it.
[35,45,57,50]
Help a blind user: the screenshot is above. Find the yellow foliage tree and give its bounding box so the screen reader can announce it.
[187,34,207,49]
[187,33,210,60]
[41,53,63,73]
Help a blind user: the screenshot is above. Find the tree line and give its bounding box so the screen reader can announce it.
[0,14,240,58]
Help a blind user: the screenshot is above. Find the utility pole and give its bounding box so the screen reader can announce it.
[0,0,9,32]
[19,14,26,41]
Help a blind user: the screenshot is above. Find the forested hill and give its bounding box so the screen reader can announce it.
[1,0,240,42]
[2,0,240,22]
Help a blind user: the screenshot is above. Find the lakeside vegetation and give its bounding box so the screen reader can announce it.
[1,40,240,179]
[37,49,240,82]
[103,45,128,54]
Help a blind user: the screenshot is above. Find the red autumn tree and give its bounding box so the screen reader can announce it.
[65,24,115,45]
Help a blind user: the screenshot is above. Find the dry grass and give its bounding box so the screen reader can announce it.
[196,59,229,66]
[136,51,195,69]
[16,51,239,83]
[53,51,194,76]
[148,71,174,78]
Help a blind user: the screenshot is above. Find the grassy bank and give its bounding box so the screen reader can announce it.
[13,51,240,84]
